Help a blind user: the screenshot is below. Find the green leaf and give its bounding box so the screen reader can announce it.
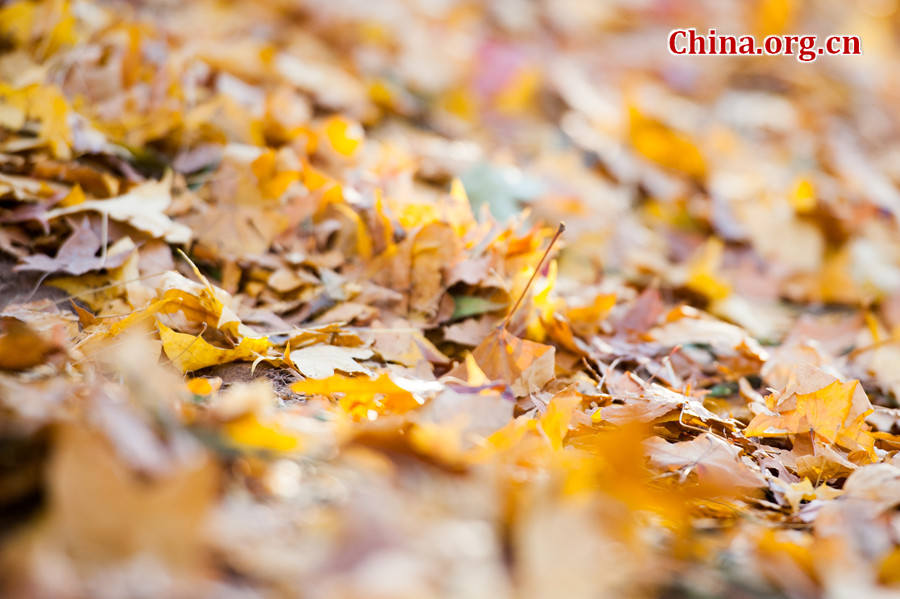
[451,295,506,320]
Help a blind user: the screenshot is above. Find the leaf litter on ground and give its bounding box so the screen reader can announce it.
[3,1,900,598]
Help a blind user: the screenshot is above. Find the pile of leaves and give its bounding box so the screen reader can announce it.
[3,0,900,597]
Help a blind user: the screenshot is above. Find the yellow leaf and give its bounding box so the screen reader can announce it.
[539,390,580,451]
[756,529,814,579]
[58,184,85,207]
[41,2,77,58]
[0,317,61,370]
[526,259,559,342]
[185,377,221,396]
[157,322,269,373]
[879,546,900,586]
[250,150,277,181]
[780,478,841,512]
[629,106,706,179]
[322,115,363,157]
[476,416,535,457]
[0,1,36,46]
[790,177,816,213]
[332,202,373,260]
[447,327,555,397]
[463,352,488,386]
[368,78,396,107]
[3,84,73,159]
[494,66,540,114]
[302,163,334,192]
[756,0,794,36]
[290,374,420,421]
[686,238,731,301]
[439,87,476,122]
[745,379,874,455]
[408,421,466,466]
[223,413,301,452]
[567,293,615,326]
[819,246,862,304]
[262,170,300,199]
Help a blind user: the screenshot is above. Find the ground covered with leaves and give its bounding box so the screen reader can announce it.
[3,1,900,597]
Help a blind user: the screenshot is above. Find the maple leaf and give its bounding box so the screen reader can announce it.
[744,376,875,455]
[184,153,291,257]
[448,326,555,397]
[447,223,563,396]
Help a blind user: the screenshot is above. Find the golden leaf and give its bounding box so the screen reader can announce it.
[744,378,874,455]
[322,115,364,157]
[628,106,706,179]
[157,322,269,373]
[223,413,302,452]
[686,238,731,301]
[448,327,555,397]
[290,374,420,421]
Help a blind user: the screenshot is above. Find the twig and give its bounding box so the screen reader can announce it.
[500,222,565,331]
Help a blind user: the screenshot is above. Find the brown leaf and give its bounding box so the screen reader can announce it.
[0,316,63,370]
[14,217,131,276]
[646,433,766,491]
[443,315,496,346]
[448,327,555,396]
[409,223,459,319]
[42,423,218,571]
[617,287,663,335]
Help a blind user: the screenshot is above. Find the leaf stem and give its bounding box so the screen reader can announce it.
[501,222,565,331]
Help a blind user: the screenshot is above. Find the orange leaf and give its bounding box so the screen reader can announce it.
[744,378,874,455]
[224,413,301,452]
[449,327,555,397]
[291,374,420,420]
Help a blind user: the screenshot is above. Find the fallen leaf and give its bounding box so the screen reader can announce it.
[157,321,269,373]
[745,371,875,455]
[43,175,191,244]
[447,326,555,397]
[369,325,449,367]
[629,105,705,179]
[289,344,372,379]
[646,433,766,490]
[14,216,132,275]
[0,316,63,370]
[451,295,506,320]
[185,376,221,396]
[290,373,421,420]
[223,413,302,452]
[443,315,496,346]
[42,423,217,570]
